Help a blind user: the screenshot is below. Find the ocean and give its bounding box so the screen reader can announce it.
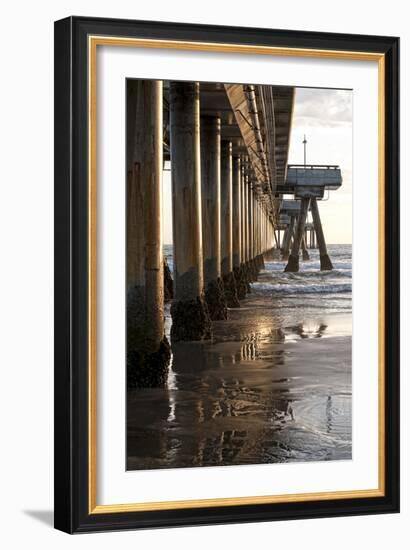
[127,244,352,470]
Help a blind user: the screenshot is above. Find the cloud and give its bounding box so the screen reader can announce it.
[293,88,352,127]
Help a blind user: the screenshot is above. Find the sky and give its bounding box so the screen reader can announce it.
[162,86,352,245]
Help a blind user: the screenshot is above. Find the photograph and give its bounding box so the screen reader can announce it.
[126,79,353,471]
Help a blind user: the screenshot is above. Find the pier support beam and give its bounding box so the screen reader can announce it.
[275,229,280,249]
[169,82,212,341]
[310,198,333,270]
[312,230,316,248]
[261,204,266,267]
[266,217,275,260]
[201,115,228,320]
[221,141,240,308]
[255,201,260,267]
[301,235,310,261]
[248,184,257,280]
[232,157,246,300]
[284,198,310,272]
[258,203,266,269]
[127,80,170,387]
[254,194,264,270]
[281,215,295,260]
[164,258,174,302]
[243,171,250,279]
[240,163,251,293]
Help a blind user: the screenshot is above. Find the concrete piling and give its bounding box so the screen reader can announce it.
[256,201,265,269]
[241,165,246,265]
[232,157,247,300]
[240,163,251,293]
[127,80,171,388]
[221,141,240,308]
[261,204,266,267]
[310,198,333,270]
[253,194,263,270]
[274,227,280,249]
[201,115,228,320]
[309,227,316,249]
[284,198,310,272]
[281,215,295,261]
[244,172,249,268]
[169,82,212,341]
[248,183,257,281]
[301,234,310,261]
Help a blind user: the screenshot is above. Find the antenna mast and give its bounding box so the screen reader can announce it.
[303,134,307,166]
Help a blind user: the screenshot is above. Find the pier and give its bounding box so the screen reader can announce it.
[127,80,342,387]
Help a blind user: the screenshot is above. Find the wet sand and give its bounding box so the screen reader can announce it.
[127,288,352,470]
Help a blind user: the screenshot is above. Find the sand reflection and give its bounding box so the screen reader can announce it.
[127,294,351,470]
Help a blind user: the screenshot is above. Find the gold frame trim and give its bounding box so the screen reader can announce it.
[88,35,386,514]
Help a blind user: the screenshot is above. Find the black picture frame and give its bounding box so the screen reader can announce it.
[54,15,400,533]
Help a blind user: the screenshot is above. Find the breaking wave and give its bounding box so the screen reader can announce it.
[252,282,351,295]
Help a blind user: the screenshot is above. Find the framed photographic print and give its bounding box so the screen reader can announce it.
[54,16,400,533]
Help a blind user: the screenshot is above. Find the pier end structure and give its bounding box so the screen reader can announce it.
[282,165,342,272]
[169,82,212,341]
[126,80,171,388]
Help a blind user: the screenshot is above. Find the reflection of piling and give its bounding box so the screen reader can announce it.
[126,80,170,388]
[169,82,212,341]
[221,142,240,307]
[284,198,310,272]
[310,198,333,270]
[201,116,228,320]
[232,157,246,300]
